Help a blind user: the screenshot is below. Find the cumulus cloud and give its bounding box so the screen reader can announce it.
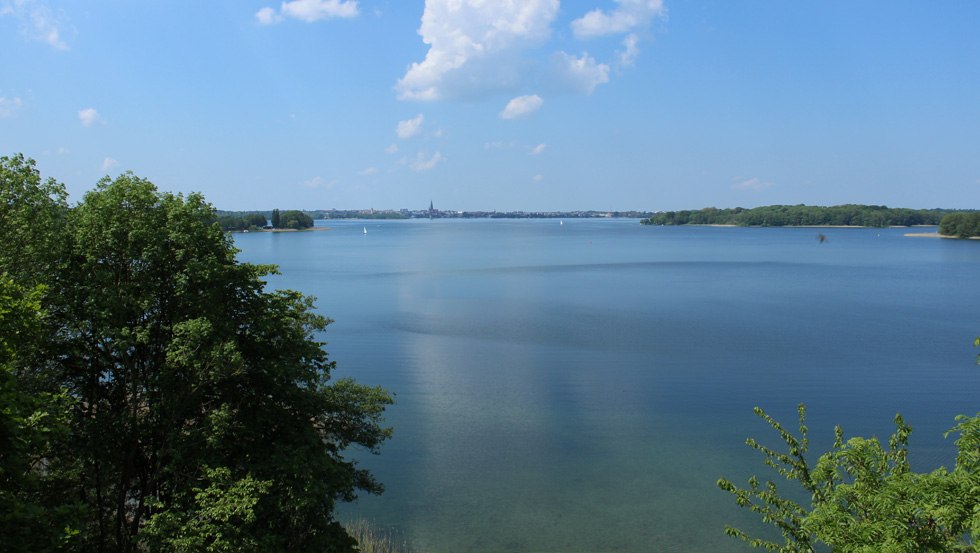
[618,33,640,68]
[410,151,443,171]
[100,157,118,172]
[396,0,559,101]
[78,107,103,127]
[1,0,72,50]
[549,51,609,94]
[396,114,424,139]
[500,95,543,120]
[256,0,358,25]
[732,177,774,191]
[255,7,280,24]
[384,143,399,154]
[359,167,379,176]
[0,96,23,117]
[571,0,665,39]
[532,174,544,183]
[529,143,547,155]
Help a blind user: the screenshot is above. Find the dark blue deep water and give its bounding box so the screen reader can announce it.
[234,220,980,552]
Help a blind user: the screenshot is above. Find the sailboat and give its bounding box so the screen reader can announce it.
[363,226,367,234]
[560,219,564,226]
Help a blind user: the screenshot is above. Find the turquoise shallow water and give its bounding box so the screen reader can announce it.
[234,220,980,552]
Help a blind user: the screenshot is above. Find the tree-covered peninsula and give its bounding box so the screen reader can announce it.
[216,209,314,231]
[939,211,980,238]
[642,204,950,228]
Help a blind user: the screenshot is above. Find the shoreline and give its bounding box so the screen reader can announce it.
[685,224,929,229]
[905,232,979,240]
[231,227,332,233]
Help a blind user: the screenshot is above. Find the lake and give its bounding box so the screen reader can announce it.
[233,220,980,553]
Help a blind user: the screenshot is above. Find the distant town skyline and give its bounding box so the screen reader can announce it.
[2,1,978,211]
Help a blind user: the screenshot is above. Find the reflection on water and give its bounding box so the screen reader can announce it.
[235,220,980,552]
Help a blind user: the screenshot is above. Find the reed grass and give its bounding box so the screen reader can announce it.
[344,518,417,553]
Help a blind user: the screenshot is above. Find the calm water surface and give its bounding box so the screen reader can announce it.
[234,220,980,553]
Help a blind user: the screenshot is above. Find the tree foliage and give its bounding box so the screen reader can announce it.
[939,212,980,238]
[0,277,81,553]
[0,155,392,552]
[0,153,69,287]
[719,400,980,552]
[642,205,949,228]
[276,209,314,229]
[216,212,268,231]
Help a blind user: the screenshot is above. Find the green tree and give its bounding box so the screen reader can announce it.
[243,212,268,229]
[271,208,281,229]
[279,209,314,229]
[940,212,980,238]
[0,276,81,553]
[0,153,69,287]
[718,366,980,552]
[0,158,393,553]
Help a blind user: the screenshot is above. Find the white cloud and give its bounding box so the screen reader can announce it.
[500,94,543,120]
[78,107,103,127]
[256,0,358,25]
[359,167,379,176]
[532,174,544,183]
[549,51,609,94]
[571,0,665,39]
[0,96,23,117]
[732,177,774,191]
[303,175,336,189]
[396,114,424,139]
[100,157,118,172]
[396,0,559,101]
[618,33,640,68]
[529,143,547,155]
[1,0,72,50]
[410,151,443,171]
[384,143,399,154]
[255,7,281,24]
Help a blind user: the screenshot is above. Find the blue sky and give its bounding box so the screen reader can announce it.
[2,0,978,211]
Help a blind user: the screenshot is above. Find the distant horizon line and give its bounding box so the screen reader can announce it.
[216,203,976,214]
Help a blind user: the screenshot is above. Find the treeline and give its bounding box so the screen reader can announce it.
[309,209,407,220]
[939,212,980,238]
[217,211,268,230]
[641,204,949,227]
[270,208,314,229]
[215,209,315,230]
[642,204,949,227]
[0,154,391,553]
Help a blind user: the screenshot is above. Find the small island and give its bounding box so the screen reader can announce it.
[217,208,315,231]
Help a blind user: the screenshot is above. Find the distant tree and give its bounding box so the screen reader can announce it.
[217,212,270,231]
[217,214,247,231]
[644,205,950,228]
[279,209,314,229]
[940,212,980,238]
[243,212,268,228]
[271,208,281,229]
